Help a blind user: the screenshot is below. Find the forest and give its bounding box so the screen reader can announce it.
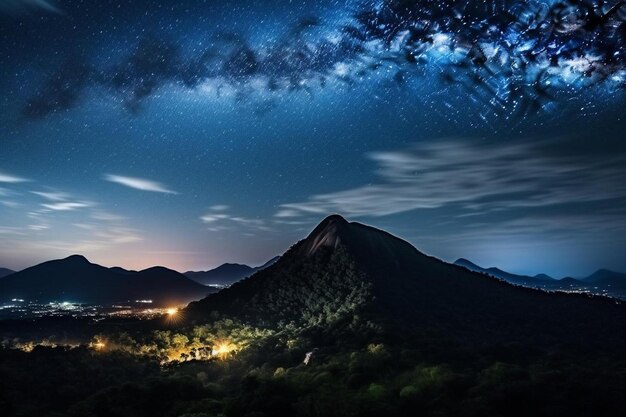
[2,327,625,417]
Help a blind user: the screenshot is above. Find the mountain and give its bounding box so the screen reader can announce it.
[0,255,214,306]
[582,269,626,299]
[454,259,626,299]
[0,267,15,279]
[184,256,280,286]
[109,266,135,275]
[454,258,556,286]
[188,215,626,349]
[583,268,626,284]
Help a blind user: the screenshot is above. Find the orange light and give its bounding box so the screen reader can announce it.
[166,308,177,316]
[91,340,106,350]
[212,341,235,358]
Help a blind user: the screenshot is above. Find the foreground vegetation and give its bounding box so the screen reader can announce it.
[2,314,626,417]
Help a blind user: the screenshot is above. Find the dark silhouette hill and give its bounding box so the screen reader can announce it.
[188,215,626,350]
[0,255,213,306]
[184,256,279,286]
[584,268,626,284]
[0,267,15,279]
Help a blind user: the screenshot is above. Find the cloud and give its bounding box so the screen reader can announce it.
[1,201,22,208]
[0,171,29,183]
[31,191,69,201]
[277,138,626,218]
[42,202,92,211]
[104,174,178,194]
[90,210,125,222]
[0,0,62,15]
[28,224,49,231]
[200,206,272,232]
[30,188,93,212]
[200,214,229,223]
[0,226,25,236]
[209,205,230,211]
[4,185,144,259]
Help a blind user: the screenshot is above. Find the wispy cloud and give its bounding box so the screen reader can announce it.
[209,205,230,211]
[0,226,25,236]
[0,171,29,183]
[0,0,62,15]
[276,139,626,218]
[42,202,92,211]
[201,206,272,233]
[29,188,94,213]
[31,191,68,201]
[104,174,178,194]
[28,224,49,231]
[9,186,144,253]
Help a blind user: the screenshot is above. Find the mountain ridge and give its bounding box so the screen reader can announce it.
[184,256,280,286]
[0,254,214,306]
[454,258,626,299]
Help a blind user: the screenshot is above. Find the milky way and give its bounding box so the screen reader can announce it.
[21,0,626,120]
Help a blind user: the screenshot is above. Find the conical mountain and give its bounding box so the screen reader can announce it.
[584,268,626,284]
[187,215,626,349]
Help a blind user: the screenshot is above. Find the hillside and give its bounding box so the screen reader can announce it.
[0,255,214,306]
[188,215,626,349]
[0,267,15,279]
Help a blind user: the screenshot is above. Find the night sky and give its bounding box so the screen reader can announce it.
[0,0,625,277]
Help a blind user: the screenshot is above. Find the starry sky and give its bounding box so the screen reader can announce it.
[0,0,625,277]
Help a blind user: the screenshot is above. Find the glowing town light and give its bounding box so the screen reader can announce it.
[211,341,236,358]
[90,339,106,350]
[166,307,177,316]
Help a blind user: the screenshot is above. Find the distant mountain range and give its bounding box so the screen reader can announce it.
[2,219,625,315]
[0,255,214,306]
[187,215,626,349]
[454,258,626,299]
[184,256,279,286]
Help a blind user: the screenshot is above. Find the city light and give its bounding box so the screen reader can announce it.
[90,338,106,350]
[212,341,236,358]
[166,308,177,316]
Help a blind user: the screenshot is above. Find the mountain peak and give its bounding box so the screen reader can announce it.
[320,214,349,225]
[585,268,626,283]
[454,258,481,269]
[299,214,350,256]
[63,254,90,264]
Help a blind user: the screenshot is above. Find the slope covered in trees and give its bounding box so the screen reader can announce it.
[188,215,626,350]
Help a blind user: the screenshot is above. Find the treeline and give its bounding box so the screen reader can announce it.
[2,338,625,417]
